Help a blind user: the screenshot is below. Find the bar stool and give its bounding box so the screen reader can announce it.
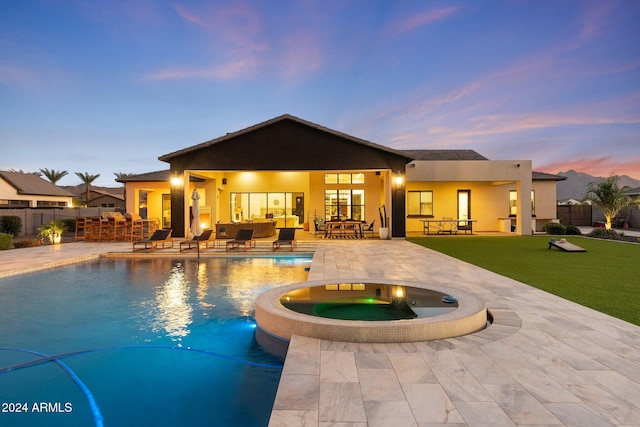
[75,217,88,241]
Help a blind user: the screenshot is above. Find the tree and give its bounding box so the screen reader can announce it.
[75,172,100,206]
[583,175,640,230]
[39,168,68,184]
[9,168,41,176]
[114,172,134,183]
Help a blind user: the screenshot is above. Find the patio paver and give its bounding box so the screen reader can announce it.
[1,239,638,426]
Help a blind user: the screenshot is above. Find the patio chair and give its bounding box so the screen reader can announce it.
[226,229,256,251]
[457,219,473,234]
[362,220,375,238]
[133,228,174,251]
[179,229,214,252]
[313,218,326,237]
[272,228,296,251]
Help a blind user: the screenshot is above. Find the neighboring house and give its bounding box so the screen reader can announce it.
[118,114,565,238]
[0,170,74,208]
[87,189,125,210]
[65,185,126,210]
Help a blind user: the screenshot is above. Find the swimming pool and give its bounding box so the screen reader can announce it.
[0,256,310,426]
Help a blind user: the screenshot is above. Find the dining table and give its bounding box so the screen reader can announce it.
[420,219,476,235]
[324,221,366,238]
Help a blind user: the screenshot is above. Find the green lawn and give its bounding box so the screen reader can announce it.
[407,235,640,326]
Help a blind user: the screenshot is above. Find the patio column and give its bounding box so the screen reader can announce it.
[516,179,532,236]
[170,169,186,238]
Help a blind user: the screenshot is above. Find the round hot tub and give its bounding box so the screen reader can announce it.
[255,279,487,343]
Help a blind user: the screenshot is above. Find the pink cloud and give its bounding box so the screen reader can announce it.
[146,57,260,81]
[172,2,266,51]
[577,1,614,42]
[537,156,640,179]
[0,64,37,84]
[387,6,461,37]
[279,32,325,79]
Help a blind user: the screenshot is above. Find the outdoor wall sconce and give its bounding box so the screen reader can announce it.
[394,175,404,186]
[170,175,183,187]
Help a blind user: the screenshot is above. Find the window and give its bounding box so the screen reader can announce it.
[230,192,304,223]
[407,191,433,216]
[36,201,68,207]
[509,190,535,216]
[324,189,365,221]
[0,200,30,207]
[324,173,365,184]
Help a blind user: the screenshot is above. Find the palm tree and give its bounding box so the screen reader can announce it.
[75,172,100,206]
[39,168,68,184]
[9,168,41,176]
[583,175,640,230]
[114,172,134,183]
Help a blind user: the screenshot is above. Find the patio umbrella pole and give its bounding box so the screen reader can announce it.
[191,189,204,262]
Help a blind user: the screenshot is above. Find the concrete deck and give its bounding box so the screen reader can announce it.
[1,239,639,426]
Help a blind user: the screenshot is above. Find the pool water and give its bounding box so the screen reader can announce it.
[280,283,458,321]
[0,257,310,427]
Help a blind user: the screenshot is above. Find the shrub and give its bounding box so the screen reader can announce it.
[13,239,41,248]
[0,216,22,237]
[0,232,13,250]
[544,222,566,235]
[586,228,623,241]
[565,225,582,235]
[39,220,66,244]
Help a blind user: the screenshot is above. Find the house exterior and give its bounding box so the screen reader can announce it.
[118,115,565,238]
[0,170,74,208]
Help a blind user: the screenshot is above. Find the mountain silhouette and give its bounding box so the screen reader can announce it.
[556,170,640,201]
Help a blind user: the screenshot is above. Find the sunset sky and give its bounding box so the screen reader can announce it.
[1,0,639,187]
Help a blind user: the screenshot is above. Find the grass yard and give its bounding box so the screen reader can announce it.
[407,235,640,326]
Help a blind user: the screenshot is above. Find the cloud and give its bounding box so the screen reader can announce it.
[0,64,37,84]
[173,2,266,52]
[386,6,461,37]
[577,1,614,42]
[145,57,260,81]
[537,156,640,178]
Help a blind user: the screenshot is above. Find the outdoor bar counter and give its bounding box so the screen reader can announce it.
[216,221,277,238]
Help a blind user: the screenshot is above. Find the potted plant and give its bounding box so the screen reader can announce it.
[38,220,66,245]
[378,205,390,240]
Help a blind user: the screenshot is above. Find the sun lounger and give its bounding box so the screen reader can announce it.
[272,228,296,251]
[133,228,173,251]
[548,238,586,252]
[179,229,214,252]
[226,229,256,251]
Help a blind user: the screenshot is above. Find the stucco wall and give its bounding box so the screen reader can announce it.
[405,160,533,234]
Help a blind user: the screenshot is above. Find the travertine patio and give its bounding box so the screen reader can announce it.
[1,239,638,426]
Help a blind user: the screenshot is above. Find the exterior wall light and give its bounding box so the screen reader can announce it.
[170,175,183,187]
[394,175,404,186]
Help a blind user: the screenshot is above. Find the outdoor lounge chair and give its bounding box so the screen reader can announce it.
[226,229,256,251]
[179,229,214,252]
[133,228,173,251]
[548,238,586,252]
[272,228,296,251]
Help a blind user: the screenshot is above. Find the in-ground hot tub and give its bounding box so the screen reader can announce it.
[255,279,487,343]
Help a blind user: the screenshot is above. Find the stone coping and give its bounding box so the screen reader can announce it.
[256,279,487,342]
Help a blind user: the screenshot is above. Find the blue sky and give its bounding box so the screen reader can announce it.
[1,0,639,187]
